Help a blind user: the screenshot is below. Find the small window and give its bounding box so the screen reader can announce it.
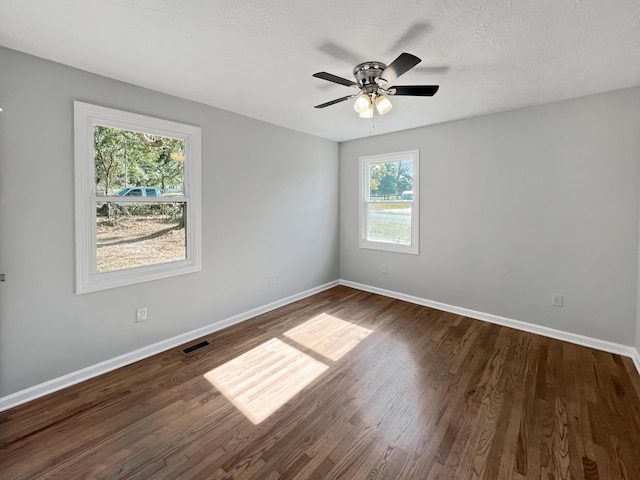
[359,150,419,254]
[74,102,202,294]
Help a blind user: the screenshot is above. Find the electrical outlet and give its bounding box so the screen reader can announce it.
[136,307,147,322]
[551,294,563,307]
[381,264,388,274]
[268,274,275,285]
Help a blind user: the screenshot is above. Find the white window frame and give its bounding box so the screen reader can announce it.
[74,101,202,294]
[359,149,419,254]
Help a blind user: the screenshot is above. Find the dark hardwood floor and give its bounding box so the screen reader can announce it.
[1,286,639,479]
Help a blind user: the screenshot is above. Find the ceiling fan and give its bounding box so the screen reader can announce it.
[313,52,439,118]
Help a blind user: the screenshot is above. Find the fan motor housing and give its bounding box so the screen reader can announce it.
[353,61,387,93]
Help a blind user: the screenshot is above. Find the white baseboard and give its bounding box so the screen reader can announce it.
[0,280,339,413]
[2,279,638,412]
[340,280,640,376]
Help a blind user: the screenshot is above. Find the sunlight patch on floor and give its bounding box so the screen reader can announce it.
[204,338,328,424]
[284,313,373,361]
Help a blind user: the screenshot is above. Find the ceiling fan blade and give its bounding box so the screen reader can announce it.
[389,85,439,96]
[314,95,354,108]
[412,65,450,75]
[318,42,362,64]
[312,72,356,87]
[379,53,421,84]
[387,22,432,53]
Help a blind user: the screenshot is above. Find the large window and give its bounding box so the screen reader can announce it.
[74,102,201,294]
[359,149,419,254]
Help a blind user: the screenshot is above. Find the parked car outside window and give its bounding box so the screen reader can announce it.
[115,187,161,197]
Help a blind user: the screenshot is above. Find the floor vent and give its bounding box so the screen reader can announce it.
[181,340,211,356]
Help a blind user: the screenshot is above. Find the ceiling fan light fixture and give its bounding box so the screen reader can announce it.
[353,93,372,115]
[375,95,393,115]
[313,52,439,117]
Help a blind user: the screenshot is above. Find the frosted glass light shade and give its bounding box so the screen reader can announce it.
[375,95,393,115]
[353,94,372,114]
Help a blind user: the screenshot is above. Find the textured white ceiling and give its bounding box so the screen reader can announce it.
[1,0,639,142]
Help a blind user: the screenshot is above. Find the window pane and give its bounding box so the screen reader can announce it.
[367,203,412,245]
[94,125,185,195]
[368,160,414,201]
[96,202,186,272]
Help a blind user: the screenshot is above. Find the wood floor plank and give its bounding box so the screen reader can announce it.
[1,285,639,479]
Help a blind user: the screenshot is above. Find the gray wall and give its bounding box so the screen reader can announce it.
[638,214,640,353]
[1,46,638,399]
[0,47,339,396]
[340,87,640,346]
